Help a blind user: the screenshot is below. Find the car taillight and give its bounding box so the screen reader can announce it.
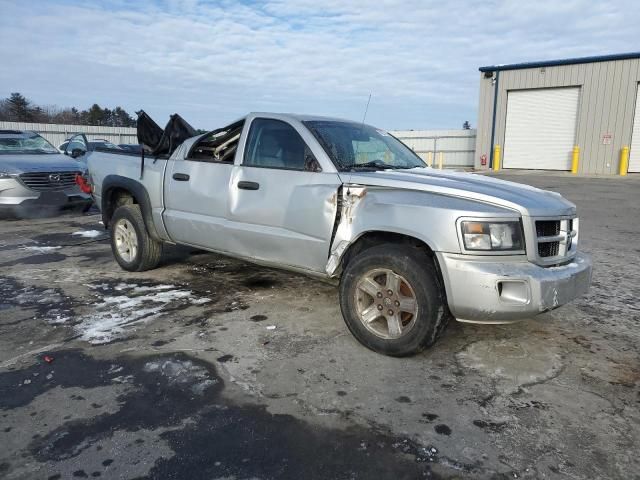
[75,174,92,193]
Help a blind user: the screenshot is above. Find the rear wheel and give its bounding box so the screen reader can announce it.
[110,204,162,271]
[339,244,449,356]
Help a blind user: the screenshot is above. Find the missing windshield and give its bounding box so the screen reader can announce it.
[303,120,426,172]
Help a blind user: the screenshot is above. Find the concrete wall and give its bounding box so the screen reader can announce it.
[391,129,476,168]
[0,121,137,148]
[475,57,640,174]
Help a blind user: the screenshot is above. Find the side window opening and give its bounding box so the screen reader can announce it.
[189,120,245,163]
[244,118,321,172]
[66,134,87,155]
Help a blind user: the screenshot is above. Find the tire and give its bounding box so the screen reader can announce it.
[110,204,163,272]
[339,243,450,357]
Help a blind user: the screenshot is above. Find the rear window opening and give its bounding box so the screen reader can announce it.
[189,119,245,163]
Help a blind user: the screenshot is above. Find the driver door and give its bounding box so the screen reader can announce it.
[226,118,342,273]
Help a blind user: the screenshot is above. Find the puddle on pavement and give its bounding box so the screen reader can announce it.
[184,257,326,297]
[0,276,75,324]
[0,252,67,268]
[242,276,279,289]
[0,350,472,479]
[0,276,217,344]
[30,231,108,247]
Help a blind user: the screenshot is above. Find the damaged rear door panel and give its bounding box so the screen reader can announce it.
[162,120,245,251]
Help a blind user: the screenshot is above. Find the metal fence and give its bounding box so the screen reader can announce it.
[0,121,138,148]
[0,121,477,166]
[390,129,477,168]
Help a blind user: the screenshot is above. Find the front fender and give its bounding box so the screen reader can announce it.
[325,186,519,276]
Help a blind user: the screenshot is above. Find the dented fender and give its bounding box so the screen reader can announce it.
[325,185,518,276]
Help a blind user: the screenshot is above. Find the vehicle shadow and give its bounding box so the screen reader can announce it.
[0,203,95,221]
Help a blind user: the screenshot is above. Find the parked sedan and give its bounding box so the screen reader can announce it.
[61,135,123,165]
[118,143,144,154]
[0,130,92,217]
[59,138,120,152]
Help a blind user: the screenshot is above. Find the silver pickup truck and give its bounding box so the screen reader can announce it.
[85,112,592,356]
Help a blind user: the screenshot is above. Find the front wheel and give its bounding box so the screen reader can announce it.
[339,244,449,357]
[110,204,163,272]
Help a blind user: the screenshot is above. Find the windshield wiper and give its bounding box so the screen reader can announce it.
[345,161,402,171]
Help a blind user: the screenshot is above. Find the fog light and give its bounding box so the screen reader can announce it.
[497,280,530,305]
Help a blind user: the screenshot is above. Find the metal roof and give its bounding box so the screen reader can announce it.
[479,51,640,72]
[249,112,356,123]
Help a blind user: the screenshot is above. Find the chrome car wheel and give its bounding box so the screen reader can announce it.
[114,218,138,263]
[354,268,418,339]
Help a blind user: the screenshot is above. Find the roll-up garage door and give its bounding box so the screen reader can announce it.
[628,84,640,172]
[503,87,580,170]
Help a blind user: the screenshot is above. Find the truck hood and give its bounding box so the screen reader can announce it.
[341,168,576,218]
[0,153,85,174]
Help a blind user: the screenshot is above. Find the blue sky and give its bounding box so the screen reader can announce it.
[0,0,637,130]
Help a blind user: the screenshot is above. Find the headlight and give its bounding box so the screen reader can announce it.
[461,220,524,251]
[0,172,15,179]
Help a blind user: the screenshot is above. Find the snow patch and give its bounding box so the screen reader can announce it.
[76,283,211,344]
[20,246,62,253]
[143,359,218,395]
[48,311,71,324]
[72,230,103,238]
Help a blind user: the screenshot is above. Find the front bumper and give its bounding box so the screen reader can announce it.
[0,177,91,212]
[436,251,592,323]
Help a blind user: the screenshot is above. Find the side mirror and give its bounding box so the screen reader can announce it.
[71,148,85,159]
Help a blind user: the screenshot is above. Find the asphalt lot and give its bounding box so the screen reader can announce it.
[0,172,639,479]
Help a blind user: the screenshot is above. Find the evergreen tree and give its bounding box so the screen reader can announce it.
[0,92,137,127]
[86,104,105,125]
[6,92,33,121]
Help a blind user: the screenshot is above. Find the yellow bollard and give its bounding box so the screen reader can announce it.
[571,146,580,174]
[427,151,433,167]
[492,145,501,171]
[438,152,443,170]
[619,145,629,176]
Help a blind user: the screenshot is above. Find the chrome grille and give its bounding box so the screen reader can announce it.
[19,171,80,192]
[534,217,578,264]
[536,220,560,237]
[538,241,560,257]
[536,220,560,257]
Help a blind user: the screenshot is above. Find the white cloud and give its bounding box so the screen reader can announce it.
[0,0,637,129]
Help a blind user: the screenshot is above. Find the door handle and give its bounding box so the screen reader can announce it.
[237,181,260,190]
[173,173,190,181]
